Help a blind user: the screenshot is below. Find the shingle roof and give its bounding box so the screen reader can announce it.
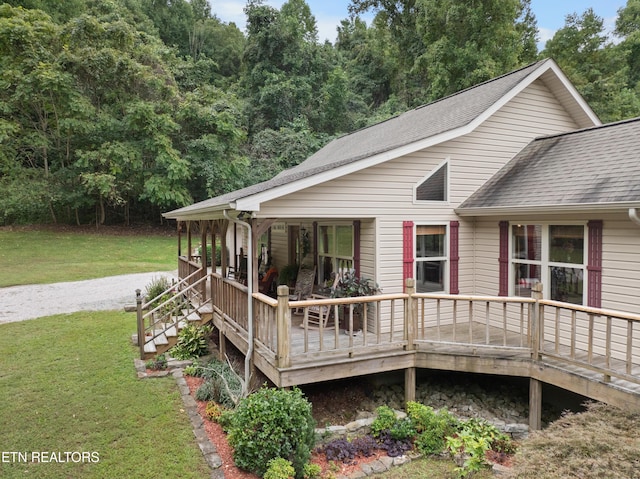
[458,117,640,213]
[165,59,577,219]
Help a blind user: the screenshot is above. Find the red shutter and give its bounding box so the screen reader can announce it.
[403,221,414,292]
[587,220,603,308]
[498,221,509,296]
[449,221,459,294]
[353,220,361,277]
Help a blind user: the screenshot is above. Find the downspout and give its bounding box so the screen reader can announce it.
[223,209,253,395]
[629,208,640,227]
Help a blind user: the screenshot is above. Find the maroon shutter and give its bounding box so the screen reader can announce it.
[498,221,509,296]
[403,221,414,292]
[449,221,460,294]
[587,220,603,308]
[353,220,361,277]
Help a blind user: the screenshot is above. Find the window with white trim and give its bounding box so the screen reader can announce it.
[511,223,586,304]
[415,224,447,293]
[318,224,354,285]
[415,160,448,202]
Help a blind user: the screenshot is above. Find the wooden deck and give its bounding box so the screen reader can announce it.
[201,273,640,426]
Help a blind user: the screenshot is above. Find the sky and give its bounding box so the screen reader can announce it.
[211,0,628,49]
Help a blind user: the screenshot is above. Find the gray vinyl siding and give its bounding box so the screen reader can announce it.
[601,213,640,314]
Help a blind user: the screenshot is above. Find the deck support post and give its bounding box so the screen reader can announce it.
[218,328,226,362]
[404,367,416,405]
[529,378,542,430]
[277,285,291,368]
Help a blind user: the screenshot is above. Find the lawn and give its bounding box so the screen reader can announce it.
[0,310,211,479]
[0,227,176,287]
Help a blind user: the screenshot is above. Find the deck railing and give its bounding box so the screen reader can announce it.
[413,293,536,353]
[207,276,640,389]
[211,272,249,332]
[538,300,640,386]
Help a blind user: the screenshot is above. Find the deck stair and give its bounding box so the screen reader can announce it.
[135,271,212,360]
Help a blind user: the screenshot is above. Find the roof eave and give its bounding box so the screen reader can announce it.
[455,202,640,217]
[162,202,237,221]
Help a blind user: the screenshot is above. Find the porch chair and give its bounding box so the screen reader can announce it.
[289,266,316,312]
[300,272,340,329]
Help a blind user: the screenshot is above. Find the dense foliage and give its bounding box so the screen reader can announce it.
[226,386,316,478]
[2,0,640,225]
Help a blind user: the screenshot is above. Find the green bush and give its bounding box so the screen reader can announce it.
[198,358,244,408]
[145,276,172,306]
[370,405,398,438]
[264,458,295,479]
[302,462,322,479]
[446,417,512,478]
[195,380,216,402]
[407,402,459,454]
[226,387,316,478]
[170,324,211,360]
[145,353,168,371]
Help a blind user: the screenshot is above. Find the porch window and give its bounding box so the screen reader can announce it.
[318,224,354,285]
[511,224,585,304]
[415,224,447,293]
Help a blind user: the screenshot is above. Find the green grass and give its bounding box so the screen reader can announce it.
[0,229,176,287]
[0,310,211,479]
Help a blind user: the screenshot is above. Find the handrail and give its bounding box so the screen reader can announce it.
[141,267,203,310]
[140,274,211,352]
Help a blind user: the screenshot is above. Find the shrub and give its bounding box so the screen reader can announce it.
[264,458,295,479]
[370,405,398,438]
[170,324,211,360]
[145,353,167,371]
[198,358,244,408]
[303,462,322,479]
[446,417,512,478]
[226,387,316,478]
[205,401,224,422]
[183,364,201,376]
[407,402,459,455]
[145,276,172,305]
[370,405,416,458]
[195,379,216,401]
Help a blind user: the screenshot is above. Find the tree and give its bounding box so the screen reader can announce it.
[242,0,333,133]
[350,0,538,104]
[542,7,640,122]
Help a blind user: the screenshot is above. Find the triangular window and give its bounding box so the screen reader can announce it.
[416,161,448,202]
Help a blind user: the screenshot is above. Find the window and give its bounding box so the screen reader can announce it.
[318,224,353,285]
[415,161,448,202]
[511,224,586,304]
[415,225,447,293]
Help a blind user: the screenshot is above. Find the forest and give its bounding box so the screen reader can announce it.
[1,0,639,226]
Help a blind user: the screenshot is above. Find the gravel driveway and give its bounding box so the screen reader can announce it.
[0,271,177,324]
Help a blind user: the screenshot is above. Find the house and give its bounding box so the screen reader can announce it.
[156,59,640,426]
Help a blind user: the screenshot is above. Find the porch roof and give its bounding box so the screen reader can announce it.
[456,117,640,216]
[164,59,599,221]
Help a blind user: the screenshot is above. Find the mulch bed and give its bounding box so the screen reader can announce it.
[184,376,384,479]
